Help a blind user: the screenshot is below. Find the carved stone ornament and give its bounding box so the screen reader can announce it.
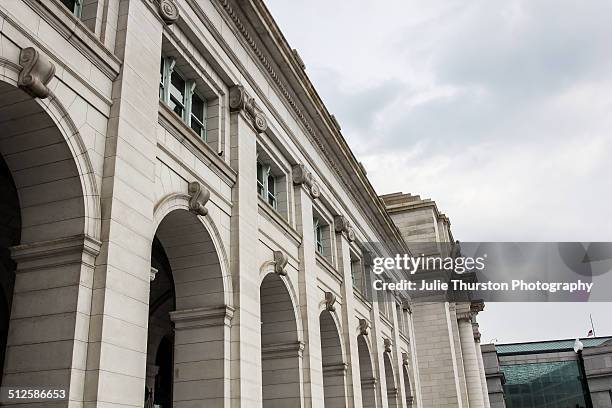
[273,250,288,276]
[384,338,392,353]
[324,291,336,312]
[158,0,179,24]
[472,322,482,342]
[188,181,210,216]
[334,215,356,242]
[150,267,159,282]
[470,299,485,314]
[401,299,412,314]
[18,47,55,99]
[229,85,268,133]
[402,352,409,366]
[292,164,321,198]
[359,318,369,336]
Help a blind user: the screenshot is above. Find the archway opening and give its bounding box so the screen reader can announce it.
[0,82,90,393]
[357,334,376,408]
[403,365,414,408]
[0,154,19,386]
[260,273,301,407]
[384,352,398,408]
[146,209,227,407]
[320,310,347,407]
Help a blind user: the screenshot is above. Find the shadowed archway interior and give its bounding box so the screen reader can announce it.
[357,334,377,408]
[146,208,227,407]
[320,310,347,408]
[384,352,399,408]
[260,273,301,407]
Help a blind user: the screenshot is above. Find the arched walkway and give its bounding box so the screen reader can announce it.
[403,365,414,408]
[357,334,377,408]
[260,273,302,407]
[384,352,399,408]
[320,310,347,408]
[145,208,231,407]
[0,79,99,399]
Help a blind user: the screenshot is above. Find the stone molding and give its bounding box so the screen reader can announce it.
[170,305,235,329]
[292,164,320,198]
[322,362,348,375]
[229,84,268,133]
[187,181,210,216]
[384,338,392,353]
[273,250,288,276]
[334,215,356,242]
[470,299,485,314]
[361,377,377,386]
[472,322,481,342]
[324,291,337,312]
[17,47,55,99]
[158,0,180,24]
[359,318,369,336]
[292,49,305,70]
[10,234,101,271]
[457,311,473,322]
[261,341,304,359]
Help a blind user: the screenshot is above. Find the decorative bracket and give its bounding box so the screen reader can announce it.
[384,338,392,353]
[229,85,268,133]
[273,250,288,276]
[359,318,369,336]
[158,0,179,25]
[150,267,158,282]
[188,181,210,216]
[402,352,409,366]
[324,291,336,312]
[18,47,55,99]
[334,215,356,242]
[401,299,412,314]
[292,164,320,198]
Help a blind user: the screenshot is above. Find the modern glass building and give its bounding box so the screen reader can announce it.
[486,337,612,408]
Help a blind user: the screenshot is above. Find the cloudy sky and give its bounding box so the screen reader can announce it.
[266,0,612,343]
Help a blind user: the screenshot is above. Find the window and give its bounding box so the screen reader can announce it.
[257,162,277,209]
[159,57,207,141]
[314,217,324,254]
[61,0,83,17]
[351,255,363,292]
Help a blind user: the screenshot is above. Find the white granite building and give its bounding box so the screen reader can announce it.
[0,0,489,407]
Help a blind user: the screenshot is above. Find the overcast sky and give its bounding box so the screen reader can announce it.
[266,0,612,343]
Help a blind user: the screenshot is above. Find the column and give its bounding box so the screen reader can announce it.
[3,236,99,407]
[336,232,363,407]
[473,322,491,408]
[84,0,163,406]
[294,184,325,407]
[457,306,485,408]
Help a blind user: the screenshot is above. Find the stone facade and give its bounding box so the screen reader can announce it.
[382,193,491,408]
[0,1,488,407]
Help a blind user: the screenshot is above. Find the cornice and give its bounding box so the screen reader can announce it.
[214,0,408,255]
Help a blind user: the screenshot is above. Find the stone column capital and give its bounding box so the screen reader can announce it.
[10,234,101,271]
[292,164,321,198]
[334,215,356,242]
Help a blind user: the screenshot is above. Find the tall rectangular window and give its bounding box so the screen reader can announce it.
[256,161,276,209]
[314,218,324,254]
[190,93,206,140]
[159,56,208,141]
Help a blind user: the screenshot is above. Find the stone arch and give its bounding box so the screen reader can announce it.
[383,352,399,408]
[0,60,100,241]
[260,272,302,407]
[402,364,414,408]
[357,334,377,408]
[0,70,101,399]
[320,309,347,407]
[146,206,233,406]
[153,193,232,308]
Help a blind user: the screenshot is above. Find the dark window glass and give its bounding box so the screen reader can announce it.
[169,71,185,117]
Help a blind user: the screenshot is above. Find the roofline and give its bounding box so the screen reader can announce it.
[226,0,409,254]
